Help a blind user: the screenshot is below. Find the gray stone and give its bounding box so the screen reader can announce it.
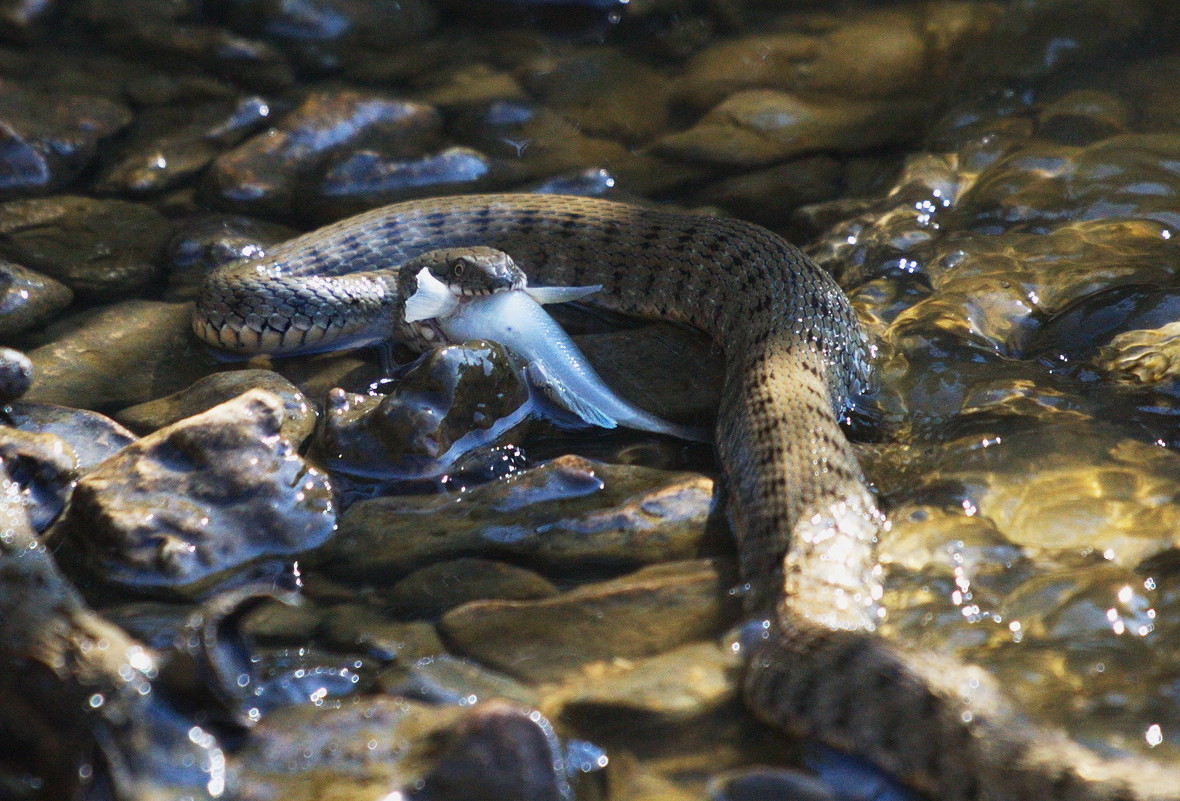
[24,300,217,410]
[319,340,530,479]
[0,195,171,298]
[656,90,927,167]
[0,424,76,529]
[56,389,334,596]
[439,559,740,682]
[376,558,559,620]
[115,369,316,447]
[0,260,71,336]
[0,345,31,402]
[319,455,716,581]
[5,401,137,470]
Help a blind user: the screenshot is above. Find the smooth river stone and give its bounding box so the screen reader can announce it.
[438,558,740,683]
[23,300,218,411]
[655,89,928,167]
[54,389,334,596]
[0,424,76,530]
[205,90,442,220]
[0,260,72,336]
[0,195,171,298]
[378,653,539,708]
[549,641,740,752]
[0,345,31,402]
[375,558,559,620]
[5,401,136,469]
[233,697,570,801]
[115,368,316,447]
[318,455,717,581]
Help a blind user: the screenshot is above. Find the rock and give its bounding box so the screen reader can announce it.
[655,89,928,167]
[311,603,444,663]
[551,641,740,753]
[5,401,136,469]
[420,63,527,110]
[0,80,131,198]
[165,212,297,300]
[707,768,840,801]
[380,653,538,708]
[0,0,60,42]
[205,90,443,220]
[54,389,334,596]
[694,155,842,229]
[450,99,700,195]
[217,0,439,74]
[375,557,559,619]
[311,145,494,221]
[115,368,316,446]
[439,559,740,682]
[674,3,1000,111]
[0,424,75,529]
[0,259,71,336]
[319,455,717,581]
[0,195,171,298]
[318,340,531,479]
[0,345,31,401]
[234,697,570,801]
[24,300,217,410]
[517,48,672,144]
[419,701,572,801]
[96,96,276,196]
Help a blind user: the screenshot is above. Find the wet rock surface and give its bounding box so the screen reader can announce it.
[115,368,316,446]
[4,401,137,470]
[23,300,217,410]
[319,455,718,580]
[0,260,72,336]
[54,389,334,596]
[319,340,531,478]
[0,195,171,298]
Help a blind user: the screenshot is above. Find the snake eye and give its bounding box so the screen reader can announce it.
[452,261,466,278]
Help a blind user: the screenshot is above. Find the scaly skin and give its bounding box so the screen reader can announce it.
[195,194,1180,800]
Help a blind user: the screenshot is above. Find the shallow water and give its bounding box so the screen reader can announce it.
[3,0,1180,799]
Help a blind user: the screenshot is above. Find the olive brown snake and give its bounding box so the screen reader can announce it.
[194,193,1180,800]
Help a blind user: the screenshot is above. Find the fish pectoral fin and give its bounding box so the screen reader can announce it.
[524,284,602,305]
[526,360,619,430]
[404,267,460,322]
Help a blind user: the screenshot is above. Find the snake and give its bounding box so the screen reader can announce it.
[194,193,1180,800]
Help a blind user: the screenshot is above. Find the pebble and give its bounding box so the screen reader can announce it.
[0,80,131,198]
[374,557,559,619]
[318,340,530,478]
[0,345,32,402]
[0,195,171,299]
[318,454,717,581]
[4,401,136,470]
[54,389,334,596]
[0,259,72,336]
[205,90,443,220]
[23,300,217,410]
[115,368,316,447]
[439,558,740,682]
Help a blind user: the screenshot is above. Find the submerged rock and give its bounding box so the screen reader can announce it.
[318,340,530,478]
[4,401,137,470]
[55,389,334,596]
[319,454,717,580]
[0,259,72,336]
[0,424,75,529]
[205,90,443,220]
[439,559,739,682]
[116,368,315,446]
[0,80,131,198]
[165,212,297,299]
[0,345,31,402]
[375,557,559,619]
[0,195,171,298]
[24,300,217,410]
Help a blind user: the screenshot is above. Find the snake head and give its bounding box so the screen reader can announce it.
[401,246,601,324]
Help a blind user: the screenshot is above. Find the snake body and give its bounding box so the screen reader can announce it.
[195,194,1180,800]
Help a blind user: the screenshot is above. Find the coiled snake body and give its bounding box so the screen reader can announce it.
[195,194,1180,800]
